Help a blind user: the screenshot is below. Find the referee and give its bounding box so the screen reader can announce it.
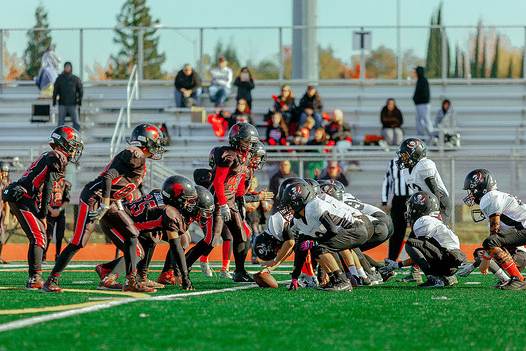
[381,157,409,260]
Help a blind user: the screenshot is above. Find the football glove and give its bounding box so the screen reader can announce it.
[219,204,231,222]
[457,262,475,277]
[288,278,299,291]
[88,203,109,222]
[379,259,400,274]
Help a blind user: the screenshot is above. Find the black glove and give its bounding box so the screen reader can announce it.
[236,196,246,220]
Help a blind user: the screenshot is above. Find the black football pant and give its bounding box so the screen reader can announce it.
[9,197,46,276]
[51,189,140,277]
[388,195,409,260]
[313,217,370,256]
[483,229,526,251]
[43,211,66,261]
[405,237,465,277]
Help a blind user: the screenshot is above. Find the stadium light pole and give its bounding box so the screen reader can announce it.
[292,0,318,81]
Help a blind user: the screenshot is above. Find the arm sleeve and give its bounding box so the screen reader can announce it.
[102,168,119,199]
[424,176,440,198]
[168,237,189,279]
[291,245,308,279]
[212,166,229,206]
[40,175,54,218]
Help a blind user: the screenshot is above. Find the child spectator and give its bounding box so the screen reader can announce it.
[306,127,328,178]
[299,116,316,143]
[434,99,454,129]
[234,67,255,109]
[298,85,323,127]
[174,63,202,107]
[266,112,288,146]
[325,109,352,144]
[229,98,252,128]
[380,98,404,146]
[272,84,297,129]
[209,56,233,107]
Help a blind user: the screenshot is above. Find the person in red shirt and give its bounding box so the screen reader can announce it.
[3,126,83,289]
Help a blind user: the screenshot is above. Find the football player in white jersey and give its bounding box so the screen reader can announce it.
[318,179,394,283]
[380,191,465,288]
[397,138,450,222]
[463,169,526,290]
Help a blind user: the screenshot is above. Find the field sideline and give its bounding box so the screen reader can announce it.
[0,262,523,351]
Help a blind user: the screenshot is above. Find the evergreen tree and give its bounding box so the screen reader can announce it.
[110,0,165,79]
[471,21,482,78]
[453,45,460,78]
[479,41,486,78]
[508,58,514,78]
[425,3,450,78]
[23,5,52,79]
[490,35,500,78]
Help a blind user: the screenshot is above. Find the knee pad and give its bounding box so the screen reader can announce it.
[482,236,501,250]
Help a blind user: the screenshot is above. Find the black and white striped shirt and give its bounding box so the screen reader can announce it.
[381,158,409,204]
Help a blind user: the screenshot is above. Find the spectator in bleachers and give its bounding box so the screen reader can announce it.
[317,160,349,187]
[380,98,404,146]
[434,99,454,129]
[36,44,60,97]
[174,64,202,108]
[209,56,233,107]
[298,85,323,127]
[234,67,255,109]
[306,127,328,178]
[53,62,83,131]
[325,109,352,144]
[229,98,253,128]
[413,66,433,142]
[268,160,297,196]
[266,112,288,146]
[272,84,297,129]
[299,116,316,143]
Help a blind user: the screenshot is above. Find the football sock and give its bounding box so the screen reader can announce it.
[169,238,188,279]
[222,240,231,271]
[301,253,316,276]
[494,268,510,283]
[162,250,174,273]
[349,266,359,277]
[110,257,125,276]
[28,244,44,276]
[357,267,367,279]
[123,237,139,276]
[50,243,80,276]
[200,255,209,263]
[233,240,246,272]
[492,247,524,281]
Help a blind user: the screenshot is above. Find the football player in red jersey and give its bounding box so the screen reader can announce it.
[43,123,165,293]
[42,178,71,262]
[95,175,198,291]
[3,126,83,289]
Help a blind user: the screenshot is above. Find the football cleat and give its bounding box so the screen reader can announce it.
[418,275,445,288]
[97,274,123,291]
[500,276,526,290]
[95,264,112,280]
[232,270,254,283]
[26,274,44,290]
[123,274,157,293]
[380,270,396,282]
[42,275,62,293]
[157,270,177,285]
[200,262,213,277]
[138,270,165,289]
[220,270,234,280]
[321,279,352,292]
[443,275,458,286]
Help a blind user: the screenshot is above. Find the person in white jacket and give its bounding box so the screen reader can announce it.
[209,56,233,107]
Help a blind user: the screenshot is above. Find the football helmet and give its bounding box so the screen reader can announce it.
[279,179,315,217]
[305,178,321,195]
[318,179,345,201]
[161,175,198,214]
[253,231,281,261]
[228,122,259,153]
[463,169,497,206]
[396,138,427,169]
[194,185,215,225]
[49,125,84,164]
[249,141,266,170]
[129,123,166,160]
[276,177,304,202]
[405,191,440,225]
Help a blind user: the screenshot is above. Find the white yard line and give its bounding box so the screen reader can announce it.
[0,284,257,333]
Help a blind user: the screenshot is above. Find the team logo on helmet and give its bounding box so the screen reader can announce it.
[415,193,426,205]
[407,140,417,148]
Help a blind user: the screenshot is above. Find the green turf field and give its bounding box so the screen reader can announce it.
[0,263,522,351]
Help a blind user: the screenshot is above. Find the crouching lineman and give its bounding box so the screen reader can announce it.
[381,191,465,288]
[276,179,370,291]
[97,175,198,291]
[462,169,526,290]
[43,124,166,292]
[3,126,83,288]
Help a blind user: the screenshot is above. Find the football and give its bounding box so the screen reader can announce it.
[253,271,279,289]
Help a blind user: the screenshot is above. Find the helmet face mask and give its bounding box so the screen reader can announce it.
[396,151,412,169]
[318,179,345,201]
[162,175,198,214]
[249,142,266,170]
[194,185,215,226]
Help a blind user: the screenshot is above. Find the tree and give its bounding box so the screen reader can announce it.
[425,3,449,78]
[470,21,483,78]
[23,5,52,79]
[319,46,347,79]
[508,58,514,78]
[364,45,397,79]
[479,41,486,78]
[490,35,500,78]
[109,0,165,79]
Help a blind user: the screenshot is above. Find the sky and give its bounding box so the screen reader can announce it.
[2,0,526,78]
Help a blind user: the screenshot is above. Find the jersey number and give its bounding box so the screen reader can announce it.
[128,194,157,216]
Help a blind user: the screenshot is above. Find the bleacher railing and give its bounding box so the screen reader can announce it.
[1,24,526,83]
[109,64,139,158]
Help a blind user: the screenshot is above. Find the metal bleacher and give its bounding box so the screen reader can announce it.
[1,80,526,208]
